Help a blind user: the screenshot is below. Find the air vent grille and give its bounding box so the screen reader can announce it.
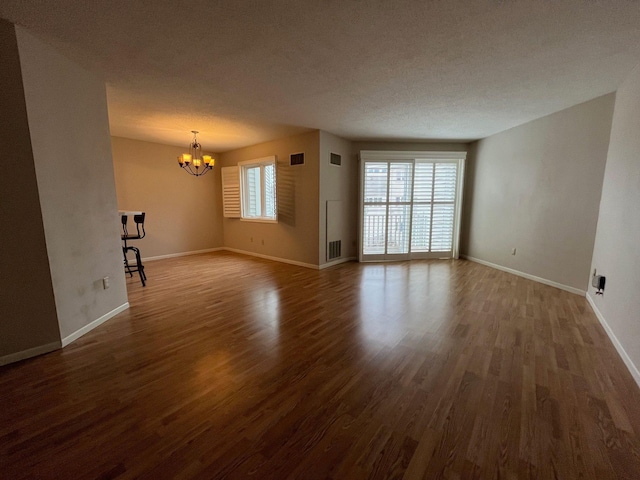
[290,152,304,166]
[328,240,341,260]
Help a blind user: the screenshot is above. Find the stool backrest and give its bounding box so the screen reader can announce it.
[121,212,146,240]
[133,213,146,239]
[121,215,129,237]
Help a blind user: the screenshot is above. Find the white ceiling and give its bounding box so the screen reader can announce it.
[2,0,640,152]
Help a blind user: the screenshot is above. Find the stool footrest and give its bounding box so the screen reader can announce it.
[123,245,146,286]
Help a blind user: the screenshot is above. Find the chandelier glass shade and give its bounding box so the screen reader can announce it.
[177,131,215,177]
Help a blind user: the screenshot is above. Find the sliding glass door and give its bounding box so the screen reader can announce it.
[359,151,465,262]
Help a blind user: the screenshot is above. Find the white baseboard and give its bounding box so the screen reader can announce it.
[586,293,640,389]
[1,303,130,366]
[61,302,130,347]
[223,248,319,269]
[461,255,586,296]
[0,341,62,367]
[142,247,223,262]
[319,257,357,269]
[141,246,354,270]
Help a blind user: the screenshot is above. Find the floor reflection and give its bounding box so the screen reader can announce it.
[357,261,454,349]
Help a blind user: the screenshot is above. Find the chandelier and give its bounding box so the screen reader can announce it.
[177,131,215,177]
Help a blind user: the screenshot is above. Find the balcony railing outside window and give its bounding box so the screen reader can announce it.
[362,160,457,257]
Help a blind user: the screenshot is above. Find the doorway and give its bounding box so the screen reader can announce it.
[359,151,466,262]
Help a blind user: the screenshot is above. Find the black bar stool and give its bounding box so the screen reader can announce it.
[121,213,147,286]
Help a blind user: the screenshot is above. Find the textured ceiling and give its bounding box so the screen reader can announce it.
[2,0,640,151]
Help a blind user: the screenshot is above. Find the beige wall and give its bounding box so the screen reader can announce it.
[319,131,358,264]
[589,65,640,378]
[220,131,320,266]
[111,136,223,259]
[17,26,128,341]
[0,20,61,361]
[462,94,615,291]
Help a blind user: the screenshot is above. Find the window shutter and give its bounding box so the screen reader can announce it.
[245,166,261,217]
[360,153,463,259]
[264,163,276,218]
[430,163,458,252]
[221,166,241,218]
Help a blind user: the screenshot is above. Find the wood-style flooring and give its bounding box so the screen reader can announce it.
[2,252,640,479]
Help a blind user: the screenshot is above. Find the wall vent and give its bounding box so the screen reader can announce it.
[328,240,342,260]
[290,152,304,166]
[330,152,342,166]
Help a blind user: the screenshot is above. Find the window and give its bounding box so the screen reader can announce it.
[359,150,466,261]
[239,156,277,222]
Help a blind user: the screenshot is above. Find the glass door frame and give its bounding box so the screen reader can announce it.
[358,150,467,263]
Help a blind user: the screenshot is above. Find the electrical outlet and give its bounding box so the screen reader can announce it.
[511,248,517,255]
[102,276,110,289]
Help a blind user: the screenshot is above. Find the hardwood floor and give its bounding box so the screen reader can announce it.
[2,252,640,479]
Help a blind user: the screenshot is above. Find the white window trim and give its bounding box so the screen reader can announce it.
[239,156,278,223]
[358,150,466,262]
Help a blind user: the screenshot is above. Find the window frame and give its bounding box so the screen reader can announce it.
[358,151,466,262]
[239,156,278,223]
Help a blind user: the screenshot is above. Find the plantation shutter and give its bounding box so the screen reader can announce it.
[221,166,241,218]
[359,151,465,261]
[410,162,434,253]
[244,166,261,217]
[430,162,458,252]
